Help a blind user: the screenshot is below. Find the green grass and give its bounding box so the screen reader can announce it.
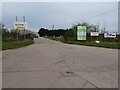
[2,40,34,50]
[64,41,119,49]
[46,36,119,49]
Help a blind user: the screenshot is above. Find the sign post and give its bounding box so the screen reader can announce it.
[90,32,99,41]
[14,22,27,30]
[104,32,116,43]
[104,33,116,38]
[90,32,99,37]
[14,22,27,40]
[77,26,86,41]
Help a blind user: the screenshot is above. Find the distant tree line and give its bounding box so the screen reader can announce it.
[38,22,101,41]
[38,28,66,37]
[38,22,119,42]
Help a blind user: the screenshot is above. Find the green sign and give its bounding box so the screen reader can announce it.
[77,26,86,40]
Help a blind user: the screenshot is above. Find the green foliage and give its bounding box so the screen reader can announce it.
[64,41,119,49]
[38,28,65,37]
[1,28,34,50]
[2,40,34,50]
[64,29,76,41]
[2,28,35,41]
[2,29,10,40]
[47,36,119,49]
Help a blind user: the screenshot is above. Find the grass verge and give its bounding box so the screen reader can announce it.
[2,40,34,50]
[46,37,119,49]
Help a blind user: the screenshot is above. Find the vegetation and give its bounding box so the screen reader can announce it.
[46,36,119,49]
[38,28,66,37]
[2,40,34,50]
[38,22,119,49]
[0,24,36,50]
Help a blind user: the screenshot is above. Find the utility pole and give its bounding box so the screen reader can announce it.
[16,16,18,40]
[103,20,106,33]
[23,16,26,40]
[103,21,106,42]
[52,25,54,30]
[23,16,25,22]
[16,16,18,22]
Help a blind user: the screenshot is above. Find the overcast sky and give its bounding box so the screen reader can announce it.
[2,2,118,32]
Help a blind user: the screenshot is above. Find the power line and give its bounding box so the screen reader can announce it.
[87,7,120,20]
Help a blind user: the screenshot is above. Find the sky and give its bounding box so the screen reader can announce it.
[1,2,119,32]
[1,0,119,2]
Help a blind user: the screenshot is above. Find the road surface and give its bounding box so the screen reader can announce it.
[2,37,118,88]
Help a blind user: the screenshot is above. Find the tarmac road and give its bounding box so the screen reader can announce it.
[2,37,118,88]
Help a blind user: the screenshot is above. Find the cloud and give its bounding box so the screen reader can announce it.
[2,2,118,32]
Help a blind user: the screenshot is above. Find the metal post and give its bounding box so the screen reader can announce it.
[16,29,18,40]
[52,25,54,30]
[16,16,17,22]
[15,16,18,40]
[23,16,26,40]
[23,27,25,40]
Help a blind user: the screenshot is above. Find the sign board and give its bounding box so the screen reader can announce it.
[90,32,99,36]
[77,26,86,40]
[14,22,27,30]
[104,33,116,38]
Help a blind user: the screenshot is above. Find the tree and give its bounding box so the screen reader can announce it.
[2,28,10,40]
[72,22,100,33]
[38,28,65,37]
[38,28,49,37]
